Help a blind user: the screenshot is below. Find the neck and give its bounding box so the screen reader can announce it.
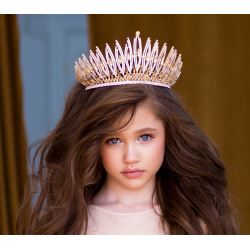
[94,175,158,207]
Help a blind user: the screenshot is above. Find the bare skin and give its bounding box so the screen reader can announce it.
[92,101,165,213]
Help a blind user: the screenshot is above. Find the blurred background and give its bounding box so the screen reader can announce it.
[0,14,249,234]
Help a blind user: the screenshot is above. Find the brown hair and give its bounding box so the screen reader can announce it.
[16,83,240,234]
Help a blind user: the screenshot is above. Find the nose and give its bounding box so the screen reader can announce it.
[122,143,140,164]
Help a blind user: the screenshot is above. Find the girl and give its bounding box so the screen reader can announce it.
[16,32,240,235]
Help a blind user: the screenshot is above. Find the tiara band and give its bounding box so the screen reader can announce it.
[75,31,183,90]
[85,81,171,90]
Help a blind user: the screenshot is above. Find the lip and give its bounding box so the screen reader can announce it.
[121,167,145,179]
[121,167,143,173]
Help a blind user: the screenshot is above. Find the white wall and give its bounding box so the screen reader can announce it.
[18,14,89,171]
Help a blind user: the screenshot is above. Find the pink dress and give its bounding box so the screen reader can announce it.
[86,205,167,235]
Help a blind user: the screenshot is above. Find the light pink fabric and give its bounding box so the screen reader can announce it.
[86,205,166,235]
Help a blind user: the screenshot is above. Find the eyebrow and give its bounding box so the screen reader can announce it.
[133,127,158,134]
[109,127,158,136]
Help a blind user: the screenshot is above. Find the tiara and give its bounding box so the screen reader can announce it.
[74,31,183,90]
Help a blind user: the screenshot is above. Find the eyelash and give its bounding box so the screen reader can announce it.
[106,134,154,145]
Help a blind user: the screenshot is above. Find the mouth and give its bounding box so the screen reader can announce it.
[121,167,144,173]
[121,168,145,178]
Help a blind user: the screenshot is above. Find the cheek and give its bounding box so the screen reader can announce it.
[145,137,165,170]
[100,146,120,171]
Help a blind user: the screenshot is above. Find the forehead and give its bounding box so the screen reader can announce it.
[113,102,163,135]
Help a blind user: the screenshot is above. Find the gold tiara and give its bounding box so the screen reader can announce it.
[75,31,183,90]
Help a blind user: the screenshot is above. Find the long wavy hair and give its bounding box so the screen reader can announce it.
[16,83,240,234]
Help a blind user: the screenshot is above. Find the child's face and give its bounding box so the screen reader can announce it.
[100,102,165,190]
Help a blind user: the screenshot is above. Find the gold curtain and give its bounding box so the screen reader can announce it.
[0,14,28,234]
[89,14,250,234]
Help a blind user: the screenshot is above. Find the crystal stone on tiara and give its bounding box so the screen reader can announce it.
[74,31,183,90]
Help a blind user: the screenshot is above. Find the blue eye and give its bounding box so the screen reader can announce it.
[140,134,152,141]
[106,134,153,145]
[107,138,120,144]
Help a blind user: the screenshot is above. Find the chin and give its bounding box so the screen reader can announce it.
[119,179,148,190]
